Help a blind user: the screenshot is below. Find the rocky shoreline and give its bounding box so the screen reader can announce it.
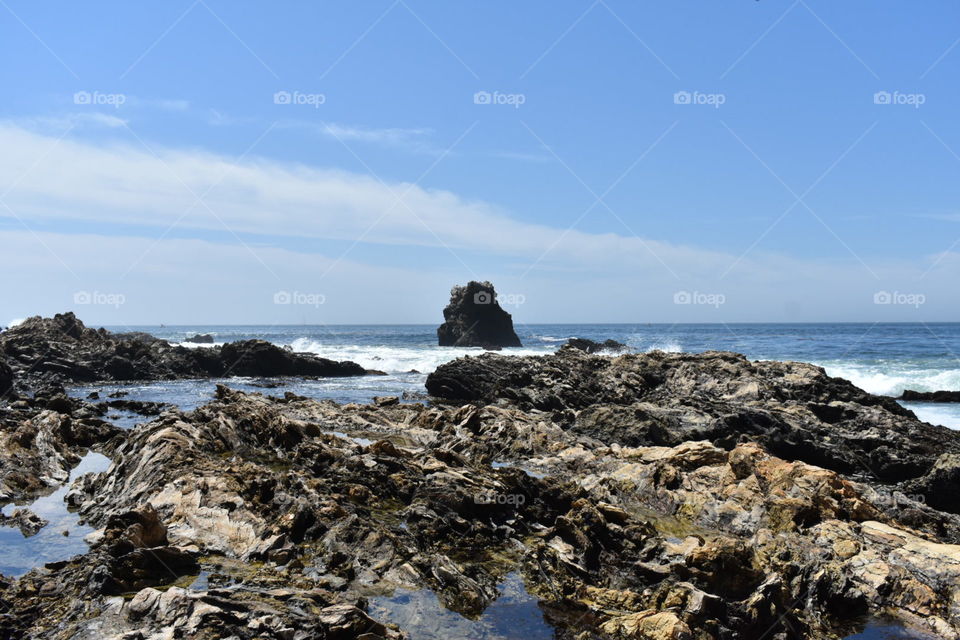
[1,316,960,638]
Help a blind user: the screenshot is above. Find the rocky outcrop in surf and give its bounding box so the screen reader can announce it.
[900,389,960,402]
[564,337,630,353]
[0,313,371,390]
[437,281,522,348]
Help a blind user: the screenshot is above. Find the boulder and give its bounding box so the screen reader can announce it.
[901,389,960,403]
[184,333,214,344]
[564,337,630,354]
[437,281,522,348]
[219,340,368,377]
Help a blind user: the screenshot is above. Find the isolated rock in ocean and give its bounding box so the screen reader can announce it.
[900,389,960,403]
[184,333,214,344]
[437,281,522,348]
[564,337,630,354]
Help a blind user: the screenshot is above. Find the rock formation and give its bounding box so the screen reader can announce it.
[900,389,960,402]
[426,348,960,513]
[4,315,960,638]
[564,337,630,354]
[0,313,371,388]
[183,333,214,344]
[437,282,522,348]
[2,384,960,638]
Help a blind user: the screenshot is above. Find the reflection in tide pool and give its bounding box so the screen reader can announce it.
[0,452,111,576]
[368,573,555,640]
[67,372,429,416]
[844,617,943,639]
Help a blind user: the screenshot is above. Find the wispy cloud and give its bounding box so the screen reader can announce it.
[14,112,128,131]
[0,121,953,323]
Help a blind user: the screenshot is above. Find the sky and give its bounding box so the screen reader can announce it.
[1,0,959,325]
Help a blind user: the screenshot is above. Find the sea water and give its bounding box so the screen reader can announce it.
[82,323,960,429]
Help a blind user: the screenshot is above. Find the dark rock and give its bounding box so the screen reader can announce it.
[437,281,522,348]
[427,348,960,504]
[563,337,630,354]
[219,340,368,377]
[0,357,12,397]
[0,313,373,387]
[900,389,960,403]
[5,508,48,537]
[184,333,215,344]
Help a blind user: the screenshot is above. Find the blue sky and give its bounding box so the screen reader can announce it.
[1,0,959,324]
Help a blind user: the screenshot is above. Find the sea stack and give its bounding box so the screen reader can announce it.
[437,281,522,348]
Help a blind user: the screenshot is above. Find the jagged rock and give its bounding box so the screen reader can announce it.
[0,313,373,386]
[437,281,522,348]
[4,508,48,537]
[901,389,960,402]
[426,348,960,510]
[3,326,960,638]
[220,340,367,377]
[184,333,214,344]
[564,337,630,354]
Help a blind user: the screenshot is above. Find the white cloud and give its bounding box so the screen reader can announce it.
[317,122,432,146]
[12,112,128,132]
[0,121,956,322]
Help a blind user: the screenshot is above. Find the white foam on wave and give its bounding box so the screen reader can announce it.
[820,363,960,397]
[171,341,227,349]
[644,340,683,354]
[289,338,553,374]
[534,335,578,343]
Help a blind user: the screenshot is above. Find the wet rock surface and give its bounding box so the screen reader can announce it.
[437,281,522,348]
[0,380,955,638]
[1,319,959,638]
[0,313,373,389]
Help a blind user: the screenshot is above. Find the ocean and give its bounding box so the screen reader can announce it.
[88,322,960,429]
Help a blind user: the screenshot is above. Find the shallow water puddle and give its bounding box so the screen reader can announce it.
[843,616,942,639]
[368,572,554,640]
[324,430,375,447]
[0,452,111,576]
[492,461,547,479]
